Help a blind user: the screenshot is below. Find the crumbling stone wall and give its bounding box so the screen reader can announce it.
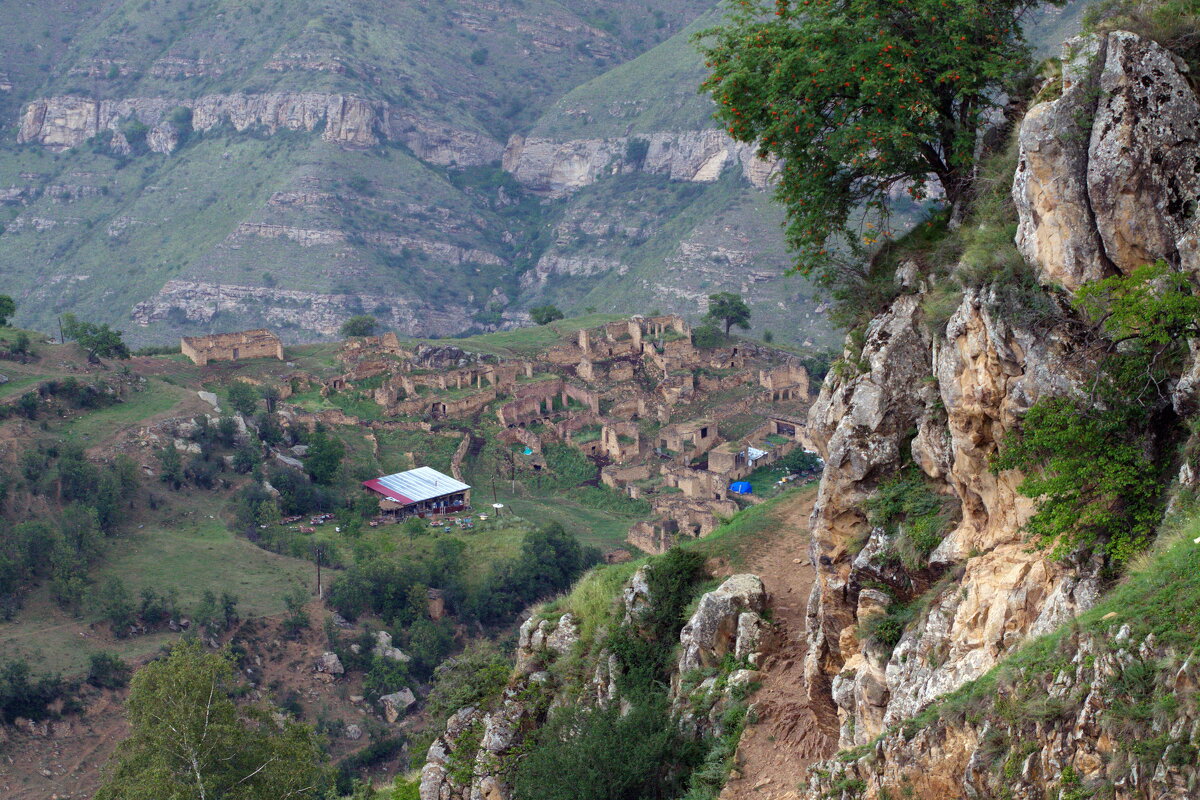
[181,329,283,365]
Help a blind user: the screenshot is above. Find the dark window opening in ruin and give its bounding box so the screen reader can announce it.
[700,427,709,438]
[232,348,240,359]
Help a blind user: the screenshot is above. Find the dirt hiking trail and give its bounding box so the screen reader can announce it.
[720,490,839,800]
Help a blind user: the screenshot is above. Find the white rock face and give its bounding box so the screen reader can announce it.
[1014,32,1200,290]
[17,93,503,165]
[379,688,416,723]
[314,652,343,675]
[677,574,767,675]
[503,129,778,197]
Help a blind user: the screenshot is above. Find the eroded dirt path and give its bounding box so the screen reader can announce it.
[720,490,839,800]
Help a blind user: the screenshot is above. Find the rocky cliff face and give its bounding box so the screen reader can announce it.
[503,129,776,197]
[793,28,1200,799]
[807,624,1200,800]
[420,570,769,800]
[17,93,502,165]
[1013,32,1200,290]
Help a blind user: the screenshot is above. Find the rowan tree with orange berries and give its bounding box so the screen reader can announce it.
[698,0,1055,284]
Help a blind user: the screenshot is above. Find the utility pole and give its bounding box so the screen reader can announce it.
[57,315,64,344]
[314,544,323,598]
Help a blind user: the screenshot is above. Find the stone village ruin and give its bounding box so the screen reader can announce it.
[177,315,819,555]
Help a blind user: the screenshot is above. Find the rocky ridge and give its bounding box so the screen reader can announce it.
[419,570,770,800]
[128,280,490,338]
[794,28,1200,799]
[503,129,777,197]
[17,93,503,166]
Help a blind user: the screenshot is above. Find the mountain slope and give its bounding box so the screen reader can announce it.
[0,0,845,349]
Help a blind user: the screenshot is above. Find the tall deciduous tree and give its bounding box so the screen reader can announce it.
[95,639,329,800]
[698,0,1051,281]
[704,291,751,335]
[60,313,130,362]
[0,295,15,326]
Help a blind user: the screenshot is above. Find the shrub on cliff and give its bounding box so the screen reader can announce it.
[994,262,1196,564]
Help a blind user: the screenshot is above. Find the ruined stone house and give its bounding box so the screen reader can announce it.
[181,329,284,365]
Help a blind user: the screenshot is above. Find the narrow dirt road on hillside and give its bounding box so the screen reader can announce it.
[720,491,839,800]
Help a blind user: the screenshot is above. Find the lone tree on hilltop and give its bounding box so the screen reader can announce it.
[340,314,378,337]
[530,304,565,325]
[95,639,329,800]
[60,313,130,363]
[697,0,1052,282]
[705,291,752,335]
[0,295,15,327]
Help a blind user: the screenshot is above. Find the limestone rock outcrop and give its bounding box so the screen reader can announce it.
[503,129,777,197]
[1015,32,1200,290]
[17,93,504,165]
[803,28,1200,757]
[807,629,1200,800]
[676,574,767,675]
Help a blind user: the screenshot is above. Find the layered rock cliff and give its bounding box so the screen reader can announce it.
[16,93,503,165]
[503,129,777,197]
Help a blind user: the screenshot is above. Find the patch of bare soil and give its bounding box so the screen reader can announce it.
[720,492,839,800]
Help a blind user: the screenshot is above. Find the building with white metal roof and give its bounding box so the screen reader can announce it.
[363,467,471,517]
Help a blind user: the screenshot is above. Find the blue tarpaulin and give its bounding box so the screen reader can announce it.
[729,481,753,495]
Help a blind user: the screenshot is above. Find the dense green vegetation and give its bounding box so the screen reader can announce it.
[994,263,1194,564]
[513,548,708,800]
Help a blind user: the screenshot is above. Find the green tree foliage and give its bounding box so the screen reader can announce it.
[704,291,751,335]
[12,331,31,354]
[474,523,599,623]
[425,641,511,723]
[778,448,822,474]
[226,381,260,416]
[327,539,467,624]
[97,577,136,638]
[691,322,724,349]
[513,549,707,800]
[282,585,310,637]
[95,640,330,800]
[363,655,411,704]
[513,698,699,800]
[304,430,346,485]
[697,0,1048,281]
[87,652,131,689]
[0,295,15,326]
[60,313,130,361]
[993,263,1194,563]
[340,315,380,337]
[530,304,566,325]
[157,445,184,489]
[0,659,70,723]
